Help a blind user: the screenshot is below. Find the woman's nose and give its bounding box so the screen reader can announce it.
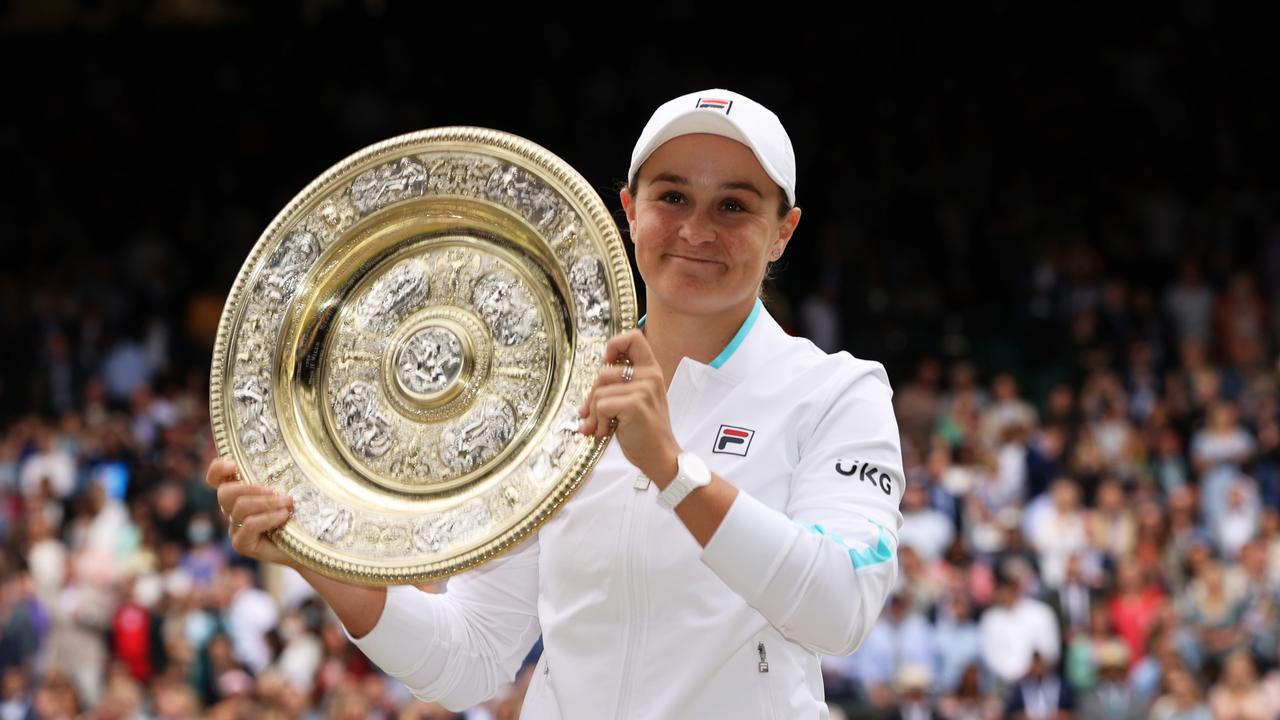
[677,209,716,244]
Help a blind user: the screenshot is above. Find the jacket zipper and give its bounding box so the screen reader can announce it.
[757,639,778,720]
[614,483,649,717]
[616,364,694,718]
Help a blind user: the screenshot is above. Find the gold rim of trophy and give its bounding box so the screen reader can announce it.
[210,127,637,585]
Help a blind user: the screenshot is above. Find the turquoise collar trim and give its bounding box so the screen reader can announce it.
[635,297,762,370]
[709,298,762,369]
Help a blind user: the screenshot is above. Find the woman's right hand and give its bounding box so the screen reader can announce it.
[206,459,389,638]
[206,457,296,567]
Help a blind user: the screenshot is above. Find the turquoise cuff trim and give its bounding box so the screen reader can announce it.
[635,297,762,369]
[798,521,894,569]
[710,297,762,369]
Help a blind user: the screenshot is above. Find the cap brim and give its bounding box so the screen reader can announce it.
[629,111,794,206]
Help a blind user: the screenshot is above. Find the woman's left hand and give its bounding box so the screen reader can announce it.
[578,329,681,483]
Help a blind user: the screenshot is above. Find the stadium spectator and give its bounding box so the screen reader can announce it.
[1074,640,1146,719]
[936,664,1000,720]
[1148,666,1211,720]
[900,480,955,564]
[979,574,1060,686]
[932,593,981,693]
[1206,649,1280,720]
[1003,652,1073,720]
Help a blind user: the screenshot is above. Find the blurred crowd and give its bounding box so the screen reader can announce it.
[0,334,521,717]
[816,251,1280,719]
[3,250,1279,719]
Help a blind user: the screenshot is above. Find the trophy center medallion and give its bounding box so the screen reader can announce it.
[395,325,465,400]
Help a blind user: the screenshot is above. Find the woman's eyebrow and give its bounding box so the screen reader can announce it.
[720,181,764,198]
[649,173,764,199]
[649,172,688,185]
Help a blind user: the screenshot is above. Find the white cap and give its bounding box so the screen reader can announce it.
[628,88,796,207]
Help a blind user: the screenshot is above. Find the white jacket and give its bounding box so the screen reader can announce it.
[343,299,905,718]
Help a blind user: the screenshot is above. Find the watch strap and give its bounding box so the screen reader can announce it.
[658,451,711,510]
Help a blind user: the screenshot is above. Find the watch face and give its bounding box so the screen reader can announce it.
[679,452,710,484]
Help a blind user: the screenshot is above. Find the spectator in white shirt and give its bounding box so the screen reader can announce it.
[1164,258,1214,346]
[900,480,955,564]
[1029,479,1091,589]
[1215,479,1261,560]
[224,566,279,676]
[1194,401,1257,529]
[980,574,1061,686]
[18,426,76,500]
[979,373,1038,453]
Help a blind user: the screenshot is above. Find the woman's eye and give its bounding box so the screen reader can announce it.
[721,199,746,212]
[660,191,684,204]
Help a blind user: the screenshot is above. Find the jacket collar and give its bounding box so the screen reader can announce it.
[636,297,786,383]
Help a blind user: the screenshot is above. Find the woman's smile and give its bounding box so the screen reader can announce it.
[665,252,724,268]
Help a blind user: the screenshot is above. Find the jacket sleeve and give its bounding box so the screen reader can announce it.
[699,359,904,657]
[339,534,542,711]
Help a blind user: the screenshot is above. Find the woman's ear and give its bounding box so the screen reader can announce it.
[619,186,638,241]
[774,206,802,257]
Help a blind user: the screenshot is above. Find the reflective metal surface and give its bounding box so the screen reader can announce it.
[210,128,636,584]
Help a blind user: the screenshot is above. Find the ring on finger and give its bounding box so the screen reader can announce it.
[232,519,245,529]
[609,416,619,430]
[621,364,634,383]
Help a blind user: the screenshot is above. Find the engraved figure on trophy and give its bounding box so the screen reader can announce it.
[427,155,496,197]
[439,396,517,475]
[356,258,430,334]
[472,270,540,346]
[291,484,353,544]
[350,157,429,215]
[233,375,280,455]
[256,230,320,305]
[486,164,560,229]
[569,255,611,336]
[334,381,395,460]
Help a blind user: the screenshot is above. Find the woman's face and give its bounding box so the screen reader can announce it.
[1225,650,1256,687]
[621,133,800,318]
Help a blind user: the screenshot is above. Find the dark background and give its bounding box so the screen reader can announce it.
[5,1,1278,420]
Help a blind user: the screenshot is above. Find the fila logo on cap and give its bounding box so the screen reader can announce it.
[696,97,733,114]
[713,425,754,456]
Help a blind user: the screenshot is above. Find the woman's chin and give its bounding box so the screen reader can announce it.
[645,284,748,318]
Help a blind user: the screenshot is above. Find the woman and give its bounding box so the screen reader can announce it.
[207,88,905,718]
[1181,559,1244,667]
[1206,649,1280,720]
[1108,556,1166,666]
[1148,666,1210,720]
[936,664,1002,720]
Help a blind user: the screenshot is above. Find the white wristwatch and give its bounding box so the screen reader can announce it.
[657,451,711,510]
